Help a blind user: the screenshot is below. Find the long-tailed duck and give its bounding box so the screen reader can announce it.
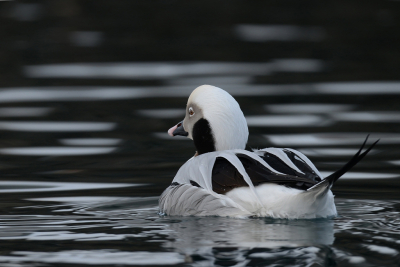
[159,85,378,218]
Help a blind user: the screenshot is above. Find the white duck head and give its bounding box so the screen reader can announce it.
[168,85,248,155]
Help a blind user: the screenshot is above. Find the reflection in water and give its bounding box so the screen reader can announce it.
[315,82,400,94]
[299,148,372,157]
[1,231,129,241]
[163,216,334,250]
[167,75,251,86]
[1,82,399,104]
[29,196,141,204]
[9,196,335,249]
[0,197,398,266]
[59,138,122,146]
[0,181,140,193]
[24,62,275,79]
[234,24,325,42]
[269,58,324,72]
[0,107,53,117]
[319,171,399,179]
[0,146,117,156]
[29,196,160,211]
[265,104,355,113]
[0,121,116,132]
[333,112,400,123]
[0,86,282,103]
[23,61,324,80]
[137,109,185,119]
[0,251,185,266]
[0,87,148,102]
[266,133,400,146]
[366,245,398,256]
[246,114,328,127]
[389,160,400,166]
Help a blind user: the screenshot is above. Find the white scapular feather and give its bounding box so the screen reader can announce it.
[160,149,337,219]
[255,148,305,175]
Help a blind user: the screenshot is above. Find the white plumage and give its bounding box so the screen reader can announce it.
[159,150,336,218]
[159,85,376,219]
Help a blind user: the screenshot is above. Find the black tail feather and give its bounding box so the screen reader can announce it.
[307,135,379,192]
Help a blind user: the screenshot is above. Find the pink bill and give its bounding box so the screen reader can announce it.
[168,124,178,137]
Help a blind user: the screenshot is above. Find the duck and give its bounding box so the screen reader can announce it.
[159,85,378,219]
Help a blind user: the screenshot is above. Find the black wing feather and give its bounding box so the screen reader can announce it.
[212,153,321,194]
[211,136,378,195]
[211,157,248,194]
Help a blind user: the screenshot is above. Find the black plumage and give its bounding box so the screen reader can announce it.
[211,152,320,194]
[193,118,215,155]
[211,136,378,195]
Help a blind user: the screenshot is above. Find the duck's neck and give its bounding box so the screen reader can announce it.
[192,118,215,155]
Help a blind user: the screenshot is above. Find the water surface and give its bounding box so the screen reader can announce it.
[0,72,399,266]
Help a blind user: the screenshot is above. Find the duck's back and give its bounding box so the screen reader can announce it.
[159,148,336,218]
[211,148,323,194]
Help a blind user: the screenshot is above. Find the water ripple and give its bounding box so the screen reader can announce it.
[0,251,185,265]
[0,198,398,266]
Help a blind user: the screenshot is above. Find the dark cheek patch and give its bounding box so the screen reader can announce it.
[192,118,216,155]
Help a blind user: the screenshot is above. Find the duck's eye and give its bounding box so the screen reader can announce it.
[188,107,195,117]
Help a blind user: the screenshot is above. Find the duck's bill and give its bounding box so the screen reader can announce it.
[168,121,188,137]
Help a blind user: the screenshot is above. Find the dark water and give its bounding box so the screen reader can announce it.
[1,0,400,265]
[0,75,399,266]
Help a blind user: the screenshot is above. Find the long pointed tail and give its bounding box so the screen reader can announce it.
[307,135,379,192]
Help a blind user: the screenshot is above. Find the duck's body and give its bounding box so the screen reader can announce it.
[159,85,377,219]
